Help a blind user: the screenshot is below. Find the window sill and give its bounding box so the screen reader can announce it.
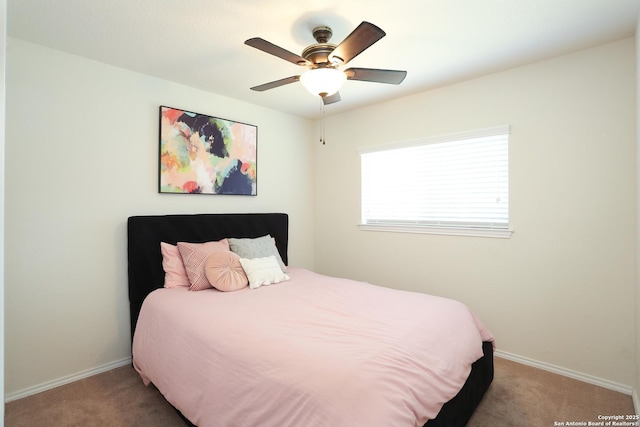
[358,224,513,239]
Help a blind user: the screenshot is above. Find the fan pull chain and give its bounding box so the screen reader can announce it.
[320,100,326,145]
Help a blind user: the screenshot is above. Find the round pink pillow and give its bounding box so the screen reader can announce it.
[204,251,248,292]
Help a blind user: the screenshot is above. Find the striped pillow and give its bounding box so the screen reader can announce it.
[177,239,230,291]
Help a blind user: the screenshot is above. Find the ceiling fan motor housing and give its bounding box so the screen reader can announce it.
[301,43,337,67]
[301,26,338,67]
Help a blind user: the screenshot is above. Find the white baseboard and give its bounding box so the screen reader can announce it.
[495,349,634,396]
[5,357,132,403]
[633,389,639,416]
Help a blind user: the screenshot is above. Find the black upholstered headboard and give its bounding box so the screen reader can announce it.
[127,213,289,337]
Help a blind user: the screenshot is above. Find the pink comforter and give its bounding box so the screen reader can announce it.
[133,267,493,427]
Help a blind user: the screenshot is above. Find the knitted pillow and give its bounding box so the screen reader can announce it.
[239,256,290,290]
[228,235,286,272]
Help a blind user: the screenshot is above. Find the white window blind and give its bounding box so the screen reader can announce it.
[359,126,510,237]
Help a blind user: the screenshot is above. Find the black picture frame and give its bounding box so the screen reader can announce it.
[159,106,257,195]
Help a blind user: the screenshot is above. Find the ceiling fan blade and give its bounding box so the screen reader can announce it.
[250,76,301,92]
[345,68,407,84]
[328,22,386,65]
[322,92,341,105]
[245,38,311,66]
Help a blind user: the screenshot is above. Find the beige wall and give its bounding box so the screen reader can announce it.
[0,0,6,414]
[314,38,636,387]
[4,39,316,395]
[636,16,640,408]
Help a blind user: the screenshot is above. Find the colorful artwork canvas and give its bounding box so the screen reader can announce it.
[159,106,257,195]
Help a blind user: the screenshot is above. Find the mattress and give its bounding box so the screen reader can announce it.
[133,267,494,427]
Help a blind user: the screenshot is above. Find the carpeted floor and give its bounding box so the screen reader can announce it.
[5,365,184,427]
[5,357,636,427]
[467,358,635,426]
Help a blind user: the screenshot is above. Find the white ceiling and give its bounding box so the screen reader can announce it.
[7,0,640,119]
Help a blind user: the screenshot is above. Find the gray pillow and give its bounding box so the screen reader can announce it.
[228,235,287,271]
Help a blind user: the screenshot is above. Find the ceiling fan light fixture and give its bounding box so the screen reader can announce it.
[300,68,346,97]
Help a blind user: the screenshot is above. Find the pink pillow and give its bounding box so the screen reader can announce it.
[204,251,248,292]
[177,239,230,291]
[160,242,190,288]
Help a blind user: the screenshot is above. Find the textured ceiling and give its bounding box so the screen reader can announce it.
[7,0,640,119]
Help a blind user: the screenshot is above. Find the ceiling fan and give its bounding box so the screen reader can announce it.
[245,21,407,105]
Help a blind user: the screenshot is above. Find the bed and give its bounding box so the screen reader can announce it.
[128,213,494,427]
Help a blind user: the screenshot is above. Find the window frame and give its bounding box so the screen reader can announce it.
[358,125,513,239]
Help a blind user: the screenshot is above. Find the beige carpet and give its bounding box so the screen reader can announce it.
[5,366,184,427]
[5,357,636,427]
[468,358,635,426]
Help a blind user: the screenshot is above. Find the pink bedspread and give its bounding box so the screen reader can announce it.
[133,267,493,427]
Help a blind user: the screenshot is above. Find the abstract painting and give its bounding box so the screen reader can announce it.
[159,106,257,195]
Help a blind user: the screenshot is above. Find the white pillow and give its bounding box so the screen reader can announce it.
[239,256,290,289]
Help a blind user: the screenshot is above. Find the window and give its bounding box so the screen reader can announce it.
[359,126,511,238]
